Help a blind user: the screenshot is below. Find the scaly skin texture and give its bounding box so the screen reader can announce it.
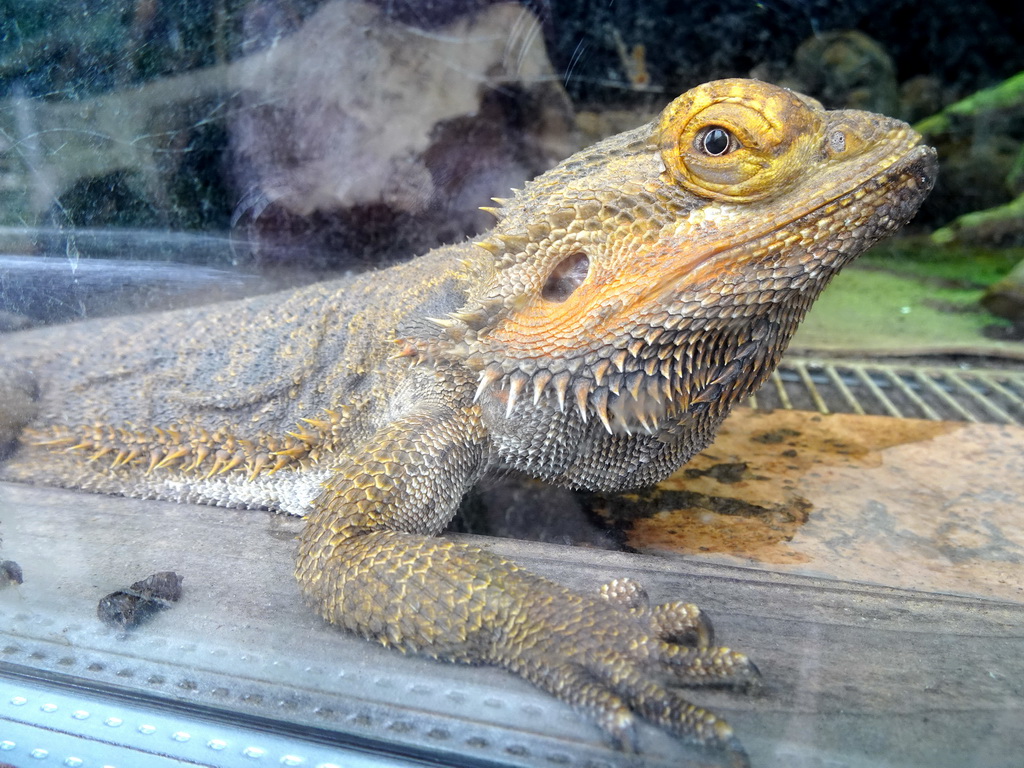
[0,80,936,763]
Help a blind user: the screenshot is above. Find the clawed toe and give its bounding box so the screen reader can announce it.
[652,600,715,646]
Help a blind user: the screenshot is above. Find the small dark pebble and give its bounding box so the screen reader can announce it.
[683,462,747,484]
[97,571,183,629]
[752,428,801,444]
[0,560,23,587]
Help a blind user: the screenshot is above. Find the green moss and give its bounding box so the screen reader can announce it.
[915,70,1024,135]
[791,254,1016,356]
[859,239,1022,289]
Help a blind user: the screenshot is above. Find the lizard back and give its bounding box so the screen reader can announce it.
[0,244,476,513]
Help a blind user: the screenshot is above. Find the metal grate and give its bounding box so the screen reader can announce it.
[749,359,1024,426]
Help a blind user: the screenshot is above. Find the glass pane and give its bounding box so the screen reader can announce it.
[2,3,1022,767]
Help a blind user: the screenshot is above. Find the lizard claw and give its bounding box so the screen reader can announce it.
[657,641,761,690]
[652,600,716,647]
[598,577,716,647]
[535,654,751,765]
[504,575,758,763]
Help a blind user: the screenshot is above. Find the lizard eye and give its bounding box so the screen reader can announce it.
[542,252,589,302]
[656,79,825,202]
[698,126,734,156]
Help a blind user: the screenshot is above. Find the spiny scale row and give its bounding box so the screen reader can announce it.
[26,408,355,482]
[474,349,736,435]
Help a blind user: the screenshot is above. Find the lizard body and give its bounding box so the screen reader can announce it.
[0,80,936,762]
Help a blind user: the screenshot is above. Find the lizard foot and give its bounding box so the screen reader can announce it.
[502,575,759,766]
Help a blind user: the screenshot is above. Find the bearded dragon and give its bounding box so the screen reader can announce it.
[0,79,936,763]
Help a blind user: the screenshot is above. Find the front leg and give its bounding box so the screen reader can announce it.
[295,402,759,763]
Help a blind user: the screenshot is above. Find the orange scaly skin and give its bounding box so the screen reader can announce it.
[0,80,936,763]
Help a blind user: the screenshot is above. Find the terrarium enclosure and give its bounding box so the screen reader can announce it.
[1,2,1023,767]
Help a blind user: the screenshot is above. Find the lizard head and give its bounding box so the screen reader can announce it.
[421,78,937,435]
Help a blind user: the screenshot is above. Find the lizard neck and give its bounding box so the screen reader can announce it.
[449,305,803,492]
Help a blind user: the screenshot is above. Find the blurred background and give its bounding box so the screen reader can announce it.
[1,0,1023,345]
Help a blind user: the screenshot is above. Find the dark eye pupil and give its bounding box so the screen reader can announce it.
[701,127,731,156]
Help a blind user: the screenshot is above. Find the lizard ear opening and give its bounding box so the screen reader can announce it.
[541,252,590,302]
